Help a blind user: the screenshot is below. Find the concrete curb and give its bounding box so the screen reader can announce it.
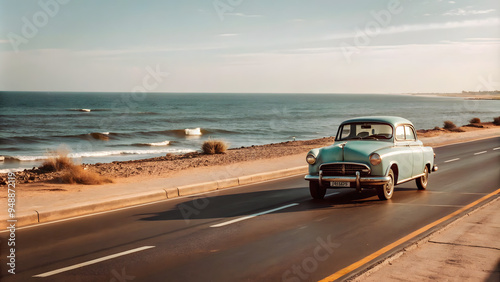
[1,190,168,228]
[5,210,39,229]
[2,166,308,228]
[217,178,239,189]
[177,181,219,196]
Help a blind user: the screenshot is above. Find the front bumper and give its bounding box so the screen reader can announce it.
[305,171,391,190]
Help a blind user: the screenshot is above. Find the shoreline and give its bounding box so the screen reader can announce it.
[1,122,499,186]
[409,92,500,100]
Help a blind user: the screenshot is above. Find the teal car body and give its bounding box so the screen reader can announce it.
[305,116,438,200]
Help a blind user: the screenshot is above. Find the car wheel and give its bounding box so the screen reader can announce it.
[309,181,326,199]
[416,166,429,190]
[377,169,394,200]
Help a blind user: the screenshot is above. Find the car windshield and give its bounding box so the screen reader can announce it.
[337,122,393,141]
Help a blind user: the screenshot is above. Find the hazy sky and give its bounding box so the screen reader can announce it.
[0,0,499,93]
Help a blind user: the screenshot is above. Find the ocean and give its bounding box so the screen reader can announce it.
[1,92,499,173]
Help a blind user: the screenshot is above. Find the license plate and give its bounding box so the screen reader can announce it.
[331,181,350,187]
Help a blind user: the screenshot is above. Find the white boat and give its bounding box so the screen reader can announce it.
[79,109,91,112]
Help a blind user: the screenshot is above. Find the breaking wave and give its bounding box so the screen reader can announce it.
[134,140,171,147]
[3,148,194,162]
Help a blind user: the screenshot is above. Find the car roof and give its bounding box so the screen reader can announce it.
[340,116,413,126]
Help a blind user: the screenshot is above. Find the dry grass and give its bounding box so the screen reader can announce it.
[443,120,457,130]
[41,149,112,184]
[201,139,228,154]
[59,166,112,185]
[40,154,74,172]
[469,117,481,124]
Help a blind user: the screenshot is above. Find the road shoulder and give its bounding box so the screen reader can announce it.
[352,196,500,282]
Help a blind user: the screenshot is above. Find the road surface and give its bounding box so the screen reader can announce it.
[1,137,499,281]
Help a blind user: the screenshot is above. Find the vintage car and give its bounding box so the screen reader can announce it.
[305,116,438,200]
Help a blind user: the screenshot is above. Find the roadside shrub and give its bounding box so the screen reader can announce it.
[469,117,481,124]
[40,151,74,172]
[41,150,112,184]
[494,116,500,126]
[443,120,457,130]
[202,139,228,154]
[59,166,112,185]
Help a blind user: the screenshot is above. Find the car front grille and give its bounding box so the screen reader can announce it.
[320,163,370,176]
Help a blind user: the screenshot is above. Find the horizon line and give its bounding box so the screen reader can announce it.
[0,91,480,95]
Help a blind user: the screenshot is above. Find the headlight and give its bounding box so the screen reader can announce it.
[369,153,381,166]
[306,154,316,165]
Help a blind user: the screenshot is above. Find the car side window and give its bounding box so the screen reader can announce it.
[395,126,405,140]
[340,126,351,139]
[405,125,416,140]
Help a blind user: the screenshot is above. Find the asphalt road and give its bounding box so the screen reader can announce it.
[1,137,499,282]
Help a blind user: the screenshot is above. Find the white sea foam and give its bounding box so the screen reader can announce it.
[7,148,194,162]
[0,168,26,174]
[185,128,202,136]
[7,155,50,161]
[67,148,192,158]
[147,140,170,146]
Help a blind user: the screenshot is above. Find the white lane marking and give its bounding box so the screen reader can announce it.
[474,151,487,155]
[210,203,299,228]
[493,147,500,151]
[325,192,340,197]
[444,158,460,163]
[33,246,155,277]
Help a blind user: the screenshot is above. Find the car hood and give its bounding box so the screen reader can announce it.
[319,141,393,163]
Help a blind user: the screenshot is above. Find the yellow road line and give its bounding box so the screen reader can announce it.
[319,187,500,282]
